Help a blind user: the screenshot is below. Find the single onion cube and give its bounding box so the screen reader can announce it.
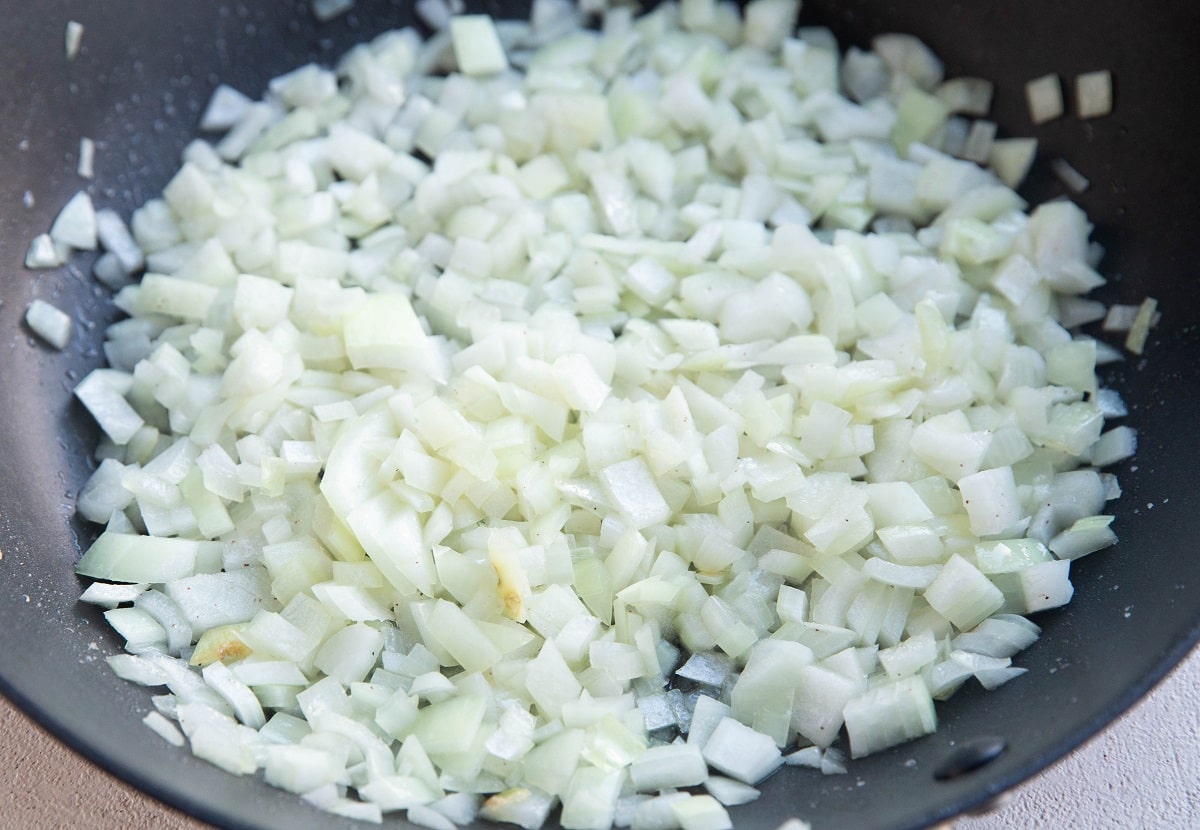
[776,820,813,830]
[74,370,144,445]
[701,717,783,785]
[200,84,254,132]
[843,676,936,758]
[95,208,146,274]
[1090,426,1137,468]
[310,0,355,22]
[630,744,709,792]
[76,531,222,583]
[49,190,98,250]
[1048,515,1117,561]
[1025,73,1063,124]
[1075,70,1113,119]
[989,138,1038,188]
[1051,158,1090,193]
[480,787,555,830]
[1018,559,1074,613]
[416,0,454,31]
[702,776,760,807]
[450,16,509,76]
[65,20,83,59]
[922,554,1004,631]
[78,137,95,179]
[143,711,186,747]
[671,794,732,830]
[598,457,671,530]
[408,805,457,830]
[24,233,65,269]
[957,466,1022,537]
[25,299,73,349]
[1125,297,1158,355]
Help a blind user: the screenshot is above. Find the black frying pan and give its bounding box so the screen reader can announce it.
[1,2,1197,829]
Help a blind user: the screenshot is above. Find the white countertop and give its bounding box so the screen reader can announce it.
[2,645,1198,829]
[960,643,1200,829]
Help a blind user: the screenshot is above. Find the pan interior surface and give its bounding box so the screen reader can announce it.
[0,3,1197,830]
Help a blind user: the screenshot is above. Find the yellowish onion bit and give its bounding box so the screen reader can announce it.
[72,1,1142,826]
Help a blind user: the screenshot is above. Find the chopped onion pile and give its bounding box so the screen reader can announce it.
[71,1,1142,827]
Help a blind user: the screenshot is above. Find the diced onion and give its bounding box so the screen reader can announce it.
[49,190,97,250]
[1052,158,1090,193]
[60,4,1139,828]
[310,0,355,23]
[1075,70,1114,119]
[450,16,509,76]
[25,299,73,350]
[25,233,67,270]
[989,138,1038,188]
[78,137,96,179]
[65,20,83,60]
[1025,73,1064,124]
[143,710,187,746]
[1124,297,1158,355]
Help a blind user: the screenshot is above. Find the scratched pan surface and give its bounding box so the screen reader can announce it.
[0,2,1197,829]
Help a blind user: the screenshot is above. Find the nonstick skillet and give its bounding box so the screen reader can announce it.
[0,2,1197,828]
